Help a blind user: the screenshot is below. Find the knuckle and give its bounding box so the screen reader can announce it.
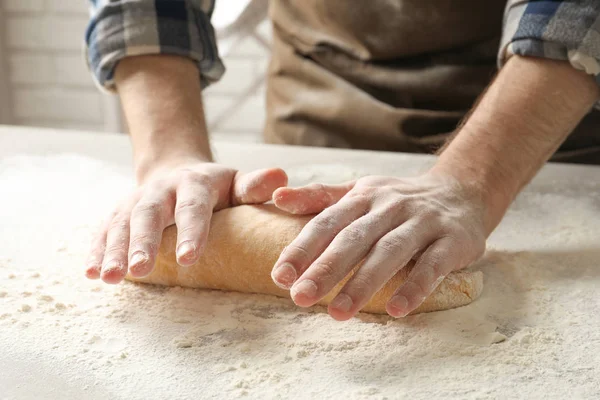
[340,225,366,244]
[144,178,170,194]
[346,196,373,212]
[107,214,130,231]
[285,244,311,264]
[175,199,208,215]
[104,243,127,256]
[451,231,486,265]
[347,188,374,202]
[311,261,337,280]
[417,216,441,235]
[454,231,473,249]
[377,234,409,256]
[307,183,327,192]
[129,234,159,250]
[386,198,406,213]
[427,208,444,221]
[419,254,447,280]
[423,248,445,269]
[175,225,208,244]
[181,170,211,186]
[442,225,469,244]
[310,217,336,234]
[427,261,445,281]
[421,244,455,275]
[133,201,163,217]
[175,224,200,237]
[358,175,386,186]
[378,186,396,198]
[376,237,398,256]
[348,273,375,295]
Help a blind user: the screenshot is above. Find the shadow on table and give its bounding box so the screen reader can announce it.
[117,245,600,371]
[337,245,600,386]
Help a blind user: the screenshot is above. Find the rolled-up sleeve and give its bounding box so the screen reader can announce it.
[85,0,225,92]
[500,0,600,82]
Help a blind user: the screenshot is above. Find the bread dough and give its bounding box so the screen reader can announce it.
[127,204,483,315]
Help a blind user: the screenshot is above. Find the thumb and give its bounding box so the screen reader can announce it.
[273,181,356,215]
[230,168,288,205]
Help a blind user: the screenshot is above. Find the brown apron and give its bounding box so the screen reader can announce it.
[264,0,600,165]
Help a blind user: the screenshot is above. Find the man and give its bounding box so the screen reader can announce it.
[84,0,600,320]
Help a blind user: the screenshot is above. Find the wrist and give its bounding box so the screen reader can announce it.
[432,56,599,234]
[429,159,514,235]
[134,142,212,184]
[130,124,214,183]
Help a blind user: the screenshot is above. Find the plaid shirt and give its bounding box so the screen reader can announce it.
[86,0,223,91]
[86,0,600,92]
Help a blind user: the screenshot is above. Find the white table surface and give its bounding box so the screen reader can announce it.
[1,125,600,399]
[2,125,600,182]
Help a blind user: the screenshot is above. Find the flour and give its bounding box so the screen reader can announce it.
[285,163,371,187]
[1,154,600,399]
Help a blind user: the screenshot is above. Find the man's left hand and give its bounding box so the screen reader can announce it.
[270,172,487,320]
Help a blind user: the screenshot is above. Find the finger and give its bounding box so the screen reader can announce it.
[173,184,216,267]
[231,168,288,205]
[127,189,176,278]
[100,211,132,284]
[326,219,438,320]
[271,196,369,290]
[289,209,403,308]
[85,213,115,279]
[386,237,459,318]
[273,181,356,215]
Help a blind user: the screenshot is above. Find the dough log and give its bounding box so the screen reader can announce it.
[127,204,483,315]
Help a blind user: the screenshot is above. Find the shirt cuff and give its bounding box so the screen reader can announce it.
[499,1,600,85]
[85,0,225,93]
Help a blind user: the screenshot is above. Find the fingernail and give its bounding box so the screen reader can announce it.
[129,252,149,275]
[271,263,297,289]
[100,260,125,284]
[102,259,121,273]
[130,251,148,267]
[176,241,197,265]
[330,293,353,313]
[291,279,318,300]
[85,265,100,279]
[388,295,409,318]
[85,258,100,278]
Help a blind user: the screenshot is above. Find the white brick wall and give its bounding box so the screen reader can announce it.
[1,0,103,130]
[13,88,102,121]
[4,0,44,12]
[0,0,271,142]
[7,16,88,50]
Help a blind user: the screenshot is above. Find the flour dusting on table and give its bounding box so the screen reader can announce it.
[1,155,600,399]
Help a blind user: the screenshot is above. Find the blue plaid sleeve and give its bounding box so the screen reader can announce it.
[85,0,225,92]
[500,0,600,83]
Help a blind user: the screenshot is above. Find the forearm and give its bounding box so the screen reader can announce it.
[115,55,213,182]
[433,56,599,234]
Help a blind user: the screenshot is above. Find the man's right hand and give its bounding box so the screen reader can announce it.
[84,54,287,284]
[85,160,287,284]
